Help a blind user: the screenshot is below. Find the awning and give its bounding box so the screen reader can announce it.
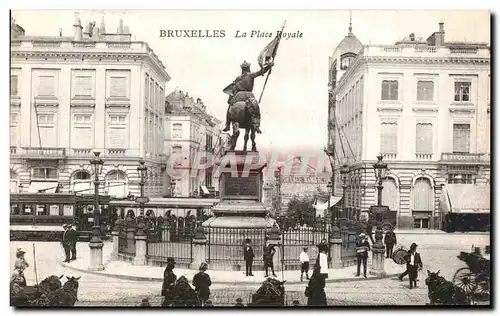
[27,182,59,193]
[440,184,490,215]
[201,186,210,195]
[313,195,342,212]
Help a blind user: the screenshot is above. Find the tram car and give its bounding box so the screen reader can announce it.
[10,193,111,241]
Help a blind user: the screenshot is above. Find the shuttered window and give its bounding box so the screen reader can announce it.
[74,76,93,96]
[38,76,55,96]
[412,178,433,211]
[417,80,434,101]
[10,75,18,96]
[380,122,397,154]
[416,123,433,153]
[109,77,127,97]
[381,80,399,100]
[454,82,471,102]
[382,178,399,211]
[453,124,470,153]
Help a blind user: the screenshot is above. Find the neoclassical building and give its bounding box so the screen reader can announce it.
[10,14,171,198]
[164,89,223,197]
[327,21,490,229]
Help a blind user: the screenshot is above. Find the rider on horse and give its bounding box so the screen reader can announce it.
[222,60,274,134]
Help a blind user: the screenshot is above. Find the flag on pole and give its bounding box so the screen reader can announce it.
[258,36,280,68]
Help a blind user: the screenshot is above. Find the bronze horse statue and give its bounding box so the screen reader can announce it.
[248,278,286,307]
[227,99,258,152]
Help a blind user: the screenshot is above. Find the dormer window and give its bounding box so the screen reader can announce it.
[340,53,357,70]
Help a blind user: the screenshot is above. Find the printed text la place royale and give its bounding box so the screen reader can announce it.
[159,29,303,39]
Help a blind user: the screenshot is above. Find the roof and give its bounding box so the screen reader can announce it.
[440,184,490,214]
[335,33,363,56]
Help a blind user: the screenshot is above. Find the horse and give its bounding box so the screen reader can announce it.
[425,270,470,305]
[47,276,80,307]
[249,278,286,307]
[227,100,258,152]
[10,275,64,307]
[171,276,200,307]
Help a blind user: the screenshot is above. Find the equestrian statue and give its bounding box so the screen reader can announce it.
[222,21,286,152]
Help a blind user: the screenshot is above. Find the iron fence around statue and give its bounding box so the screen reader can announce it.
[146,226,194,267]
[281,226,331,269]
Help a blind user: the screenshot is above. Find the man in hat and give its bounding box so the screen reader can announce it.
[161,257,177,306]
[234,298,244,307]
[356,233,371,278]
[384,226,397,259]
[263,238,277,277]
[192,262,212,306]
[404,243,423,289]
[67,224,78,261]
[61,224,71,262]
[243,238,255,277]
[299,247,310,281]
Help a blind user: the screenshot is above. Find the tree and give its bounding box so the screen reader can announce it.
[286,196,316,227]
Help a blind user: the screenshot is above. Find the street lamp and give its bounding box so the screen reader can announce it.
[340,164,349,219]
[373,155,387,207]
[170,180,176,197]
[274,167,282,216]
[89,151,104,243]
[326,181,332,222]
[136,159,149,216]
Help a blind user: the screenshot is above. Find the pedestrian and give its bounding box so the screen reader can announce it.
[204,300,214,307]
[243,238,255,277]
[356,232,371,278]
[305,264,327,306]
[366,222,375,244]
[140,298,151,307]
[300,247,310,281]
[263,238,277,277]
[192,262,212,306]
[67,224,78,261]
[292,300,300,307]
[11,261,27,287]
[318,246,329,279]
[14,248,29,270]
[384,227,397,259]
[317,238,329,254]
[404,243,423,289]
[61,224,71,262]
[161,257,177,306]
[234,298,244,307]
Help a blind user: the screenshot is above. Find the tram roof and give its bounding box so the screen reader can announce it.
[108,197,220,208]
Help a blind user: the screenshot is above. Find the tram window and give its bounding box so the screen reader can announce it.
[11,204,20,215]
[63,205,74,216]
[49,205,60,216]
[37,205,48,216]
[23,205,33,215]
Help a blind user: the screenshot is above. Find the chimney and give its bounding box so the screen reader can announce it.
[409,33,415,41]
[435,21,445,46]
[439,22,444,32]
[73,13,83,41]
[99,16,106,34]
[59,28,63,37]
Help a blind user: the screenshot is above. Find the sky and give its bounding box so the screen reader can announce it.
[11,9,491,154]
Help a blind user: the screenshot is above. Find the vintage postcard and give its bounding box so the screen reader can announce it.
[8,9,490,307]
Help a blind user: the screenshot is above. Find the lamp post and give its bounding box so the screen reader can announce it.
[170,180,176,197]
[89,151,104,271]
[326,181,332,223]
[274,167,282,216]
[340,164,349,219]
[136,160,149,216]
[369,155,388,276]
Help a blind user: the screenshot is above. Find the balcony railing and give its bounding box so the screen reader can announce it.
[441,152,490,163]
[381,153,397,160]
[108,149,126,156]
[22,147,66,158]
[73,148,93,156]
[415,153,433,160]
[10,146,17,155]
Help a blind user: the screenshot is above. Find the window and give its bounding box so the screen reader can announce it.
[173,123,182,138]
[10,113,18,124]
[447,173,474,184]
[74,171,91,180]
[37,114,55,124]
[380,122,397,154]
[109,115,126,125]
[415,123,433,153]
[74,114,92,124]
[454,82,471,102]
[74,76,93,97]
[172,145,183,166]
[381,80,399,100]
[414,218,430,229]
[38,76,55,96]
[417,81,434,101]
[382,178,399,211]
[145,75,149,106]
[452,124,470,153]
[106,171,128,198]
[341,57,354,70]
[412,178,433,211]
[10,75,18,96]
[32,167,58,180]
[109,77,127,97]
[72,171,92,193]
[205,169,212,187]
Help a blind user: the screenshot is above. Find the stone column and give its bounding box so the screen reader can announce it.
[111,230,120,260]
[329,237,342,268]
[89,241,104,271]
[369,226,386,276]
[126,225,136,255]
[133,235,147,265]
[190,228,207,270]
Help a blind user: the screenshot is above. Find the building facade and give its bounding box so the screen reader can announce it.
[164,89,223,197]
[327,22,490,229]
[10,15,170,198]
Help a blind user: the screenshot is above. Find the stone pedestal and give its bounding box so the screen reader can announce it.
[126,228,136,255]
[191,235,208,270]
[370,227,386,276]
[133,235,147,266]
[88,241,104,271]
[329,237,342,268]
[111,230,119,260]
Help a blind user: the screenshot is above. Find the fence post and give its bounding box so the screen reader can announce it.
[329,225,342,268]
[133,220,148,266]
[190,227,207,270]
[126,218,137,256]
[111,219,123,260]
